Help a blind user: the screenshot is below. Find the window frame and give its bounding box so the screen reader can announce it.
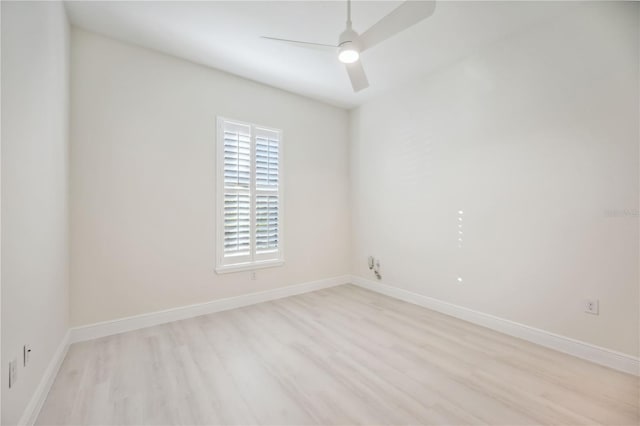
[215,116,284,274]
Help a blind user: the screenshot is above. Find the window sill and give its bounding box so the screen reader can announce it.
[215,260,284,274]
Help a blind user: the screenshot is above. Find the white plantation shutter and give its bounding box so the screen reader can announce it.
[217,118,283,272]
[255,132,279,188]
[222,122,252,261]
[224,193,250,256]
[255,128,280,258]
[256,195,278,252]
[223,125,251,188]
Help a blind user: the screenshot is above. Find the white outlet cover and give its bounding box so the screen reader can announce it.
[585,299,599,315]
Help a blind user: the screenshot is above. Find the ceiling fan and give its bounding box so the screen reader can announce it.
[262,0,436,92]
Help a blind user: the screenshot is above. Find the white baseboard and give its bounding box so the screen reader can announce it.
[351,275,639,376]
[18,330,70,426]
[70,275,350,343]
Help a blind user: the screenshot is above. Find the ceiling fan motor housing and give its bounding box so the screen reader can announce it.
[338,27,359,48]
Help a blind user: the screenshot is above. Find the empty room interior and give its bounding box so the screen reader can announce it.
[1,0,639,425]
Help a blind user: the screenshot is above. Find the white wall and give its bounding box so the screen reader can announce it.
[70,29,350,326]
[350,2,639,357]
[1,1,70,424]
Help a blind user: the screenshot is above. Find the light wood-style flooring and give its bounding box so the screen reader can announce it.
[37,284,638,425]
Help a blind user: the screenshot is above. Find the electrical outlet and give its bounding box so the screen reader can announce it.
[372,258,382,279]
[585,299,599,315]
[9,359,17,388]
[23,345,32,367]
[250,271,256,280]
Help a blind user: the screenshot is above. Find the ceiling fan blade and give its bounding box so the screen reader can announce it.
[357,1,436,52]
[346,61,369,92]
[261,36,337,51]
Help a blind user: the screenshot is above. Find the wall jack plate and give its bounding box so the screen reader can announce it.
[23,345,32,367]
[585,299,599,315]
[9,359,17,388]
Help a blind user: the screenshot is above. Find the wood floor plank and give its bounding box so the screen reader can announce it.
[37,284,639,425]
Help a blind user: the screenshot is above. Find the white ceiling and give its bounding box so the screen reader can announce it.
[65,1,564,109]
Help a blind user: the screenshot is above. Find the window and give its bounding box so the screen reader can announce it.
[216,117,283,273]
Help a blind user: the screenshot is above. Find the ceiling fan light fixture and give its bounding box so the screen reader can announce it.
[338,42,360,63]
[261,0,436,92]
